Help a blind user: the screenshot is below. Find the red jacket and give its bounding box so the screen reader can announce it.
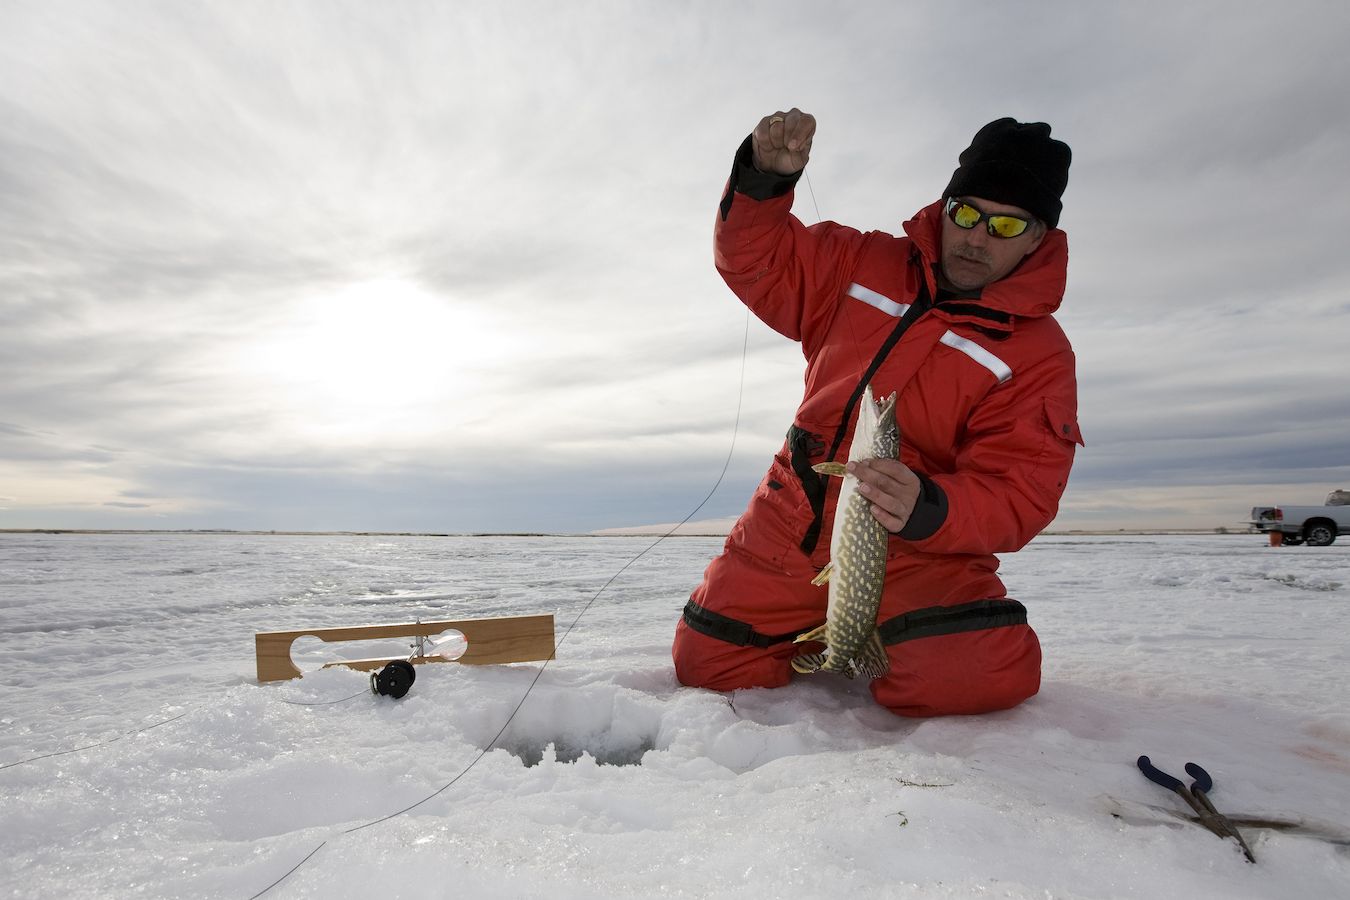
[716,180,1083,619]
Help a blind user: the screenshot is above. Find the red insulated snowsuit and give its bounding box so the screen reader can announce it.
[672,154,1083,717]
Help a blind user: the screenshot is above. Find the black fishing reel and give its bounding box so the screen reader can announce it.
[370,659,416,699]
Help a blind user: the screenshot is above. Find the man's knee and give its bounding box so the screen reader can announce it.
[672,619,794,692]
[871,624,1042,717]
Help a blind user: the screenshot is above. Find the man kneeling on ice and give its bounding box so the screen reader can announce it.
[673,109,1083,717]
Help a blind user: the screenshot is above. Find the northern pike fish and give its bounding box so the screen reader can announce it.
[791,385,898,679]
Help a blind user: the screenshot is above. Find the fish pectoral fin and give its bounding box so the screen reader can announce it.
[810,561,833,586]
[791,625,829,675]
[794,624,828,645]
[854,630,891,680]
[811,462,848,478]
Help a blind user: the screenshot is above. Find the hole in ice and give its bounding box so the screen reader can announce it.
[499,735,657,768]
[486,687,663,768]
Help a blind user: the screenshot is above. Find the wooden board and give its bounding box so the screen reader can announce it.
[255,614,556,683]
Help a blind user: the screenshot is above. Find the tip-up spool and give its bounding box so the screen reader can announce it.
[371,659,417,699]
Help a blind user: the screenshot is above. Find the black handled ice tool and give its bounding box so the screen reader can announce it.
[1137,756,1256,863]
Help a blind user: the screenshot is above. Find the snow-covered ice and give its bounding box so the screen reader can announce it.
[1,532,1348,899]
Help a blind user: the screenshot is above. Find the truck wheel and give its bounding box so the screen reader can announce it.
[1304,521,1337,546]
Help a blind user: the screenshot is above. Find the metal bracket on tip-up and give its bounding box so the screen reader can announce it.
[254,614,556,683]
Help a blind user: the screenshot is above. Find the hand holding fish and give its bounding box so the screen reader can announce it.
[752,108,815,175]
[848,459,922,533]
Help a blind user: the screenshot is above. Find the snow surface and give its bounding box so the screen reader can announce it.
[1,532,1348,899]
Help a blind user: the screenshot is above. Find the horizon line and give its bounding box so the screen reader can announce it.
[1,527,1260,538]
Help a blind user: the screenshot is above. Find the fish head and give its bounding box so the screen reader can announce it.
[873,390,900,460]
[852,386,902,462]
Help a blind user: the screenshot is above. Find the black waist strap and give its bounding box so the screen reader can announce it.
[682,600,809,648]
[877,599,1028,646]
[683,598,1025,650]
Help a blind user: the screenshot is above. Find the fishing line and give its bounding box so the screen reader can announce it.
[248,305,754,899]
[804,170,824,223]
[807,169,874,378]
[277,689,369,707]
[0,683,370,771]
[0,708,194,771]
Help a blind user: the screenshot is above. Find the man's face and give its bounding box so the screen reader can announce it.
[939,196,1047,291]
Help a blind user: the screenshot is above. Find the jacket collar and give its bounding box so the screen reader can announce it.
[902,199,1068,331]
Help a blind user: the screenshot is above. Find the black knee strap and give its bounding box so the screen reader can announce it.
[878,599,1028,646]
[682,600,809,648]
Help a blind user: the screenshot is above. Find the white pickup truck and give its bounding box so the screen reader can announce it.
[1250,490,1350,546]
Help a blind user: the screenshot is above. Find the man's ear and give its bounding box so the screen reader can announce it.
[1023,223,1047,257]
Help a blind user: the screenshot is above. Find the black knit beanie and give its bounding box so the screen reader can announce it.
[943,118,1071,228]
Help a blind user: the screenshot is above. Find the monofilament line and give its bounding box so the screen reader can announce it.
[248,308,753,898]
[0,709,193,771]
[803,169,865,372]
[2,686,370,775]
[804,170,823,223]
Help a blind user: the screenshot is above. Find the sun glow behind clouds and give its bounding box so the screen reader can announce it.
[247,278,507,444]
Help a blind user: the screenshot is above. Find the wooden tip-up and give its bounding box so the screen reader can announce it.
[254,614,556,683]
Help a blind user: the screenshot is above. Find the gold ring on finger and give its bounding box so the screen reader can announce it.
[769,116,784,125]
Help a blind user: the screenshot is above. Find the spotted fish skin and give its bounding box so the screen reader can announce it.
[792,386,898,679]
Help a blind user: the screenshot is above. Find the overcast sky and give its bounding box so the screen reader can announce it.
[2,0,1348,534]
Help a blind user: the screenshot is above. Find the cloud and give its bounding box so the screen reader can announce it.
[1,1,1348,532]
